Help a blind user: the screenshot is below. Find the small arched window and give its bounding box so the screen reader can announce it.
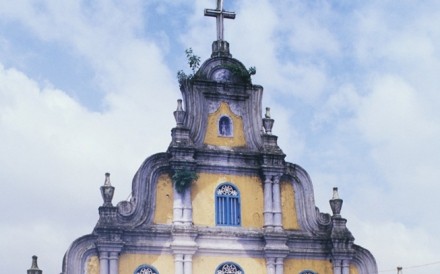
[299,270,317,274]
[216,183,241,226]
[219,115,233,137]
[215,262,244,274]
[134,264,159,274]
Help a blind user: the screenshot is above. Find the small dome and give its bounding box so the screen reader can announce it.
[195,41,252,84]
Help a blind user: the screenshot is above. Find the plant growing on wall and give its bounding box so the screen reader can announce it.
[177,48,201,86]
[172,169,198,193]
[223,64,256,83]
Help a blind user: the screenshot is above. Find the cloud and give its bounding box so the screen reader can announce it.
[352,218,440,272]
[0,2,181,273]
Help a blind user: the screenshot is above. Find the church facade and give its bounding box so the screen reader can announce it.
[61,3,377,274]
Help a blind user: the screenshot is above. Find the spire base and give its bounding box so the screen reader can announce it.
[211,40,232,58]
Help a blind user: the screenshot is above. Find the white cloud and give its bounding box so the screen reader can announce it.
[352,219,440,273]
[0,2,180,273]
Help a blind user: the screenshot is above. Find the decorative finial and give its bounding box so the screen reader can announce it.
[265,107,271,118]
[31,255,39,269]
[100,172,115,207]
[204,0,236,41]
[28,256,42,274]
[104,172,111,186]
[329,187,343,217]
[262,107,274,134]
[173,99,186,127]
[332,187,340,199]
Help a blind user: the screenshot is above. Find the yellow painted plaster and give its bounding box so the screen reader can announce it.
[153,174,173,225]
[284,258,333,274]
[193,255,266,274]
[86,256,99,274]
[192,173,264,228]
[350,264,360,274]
[281,180,300,230]
[119,253,174,274]
[203,102,247,147]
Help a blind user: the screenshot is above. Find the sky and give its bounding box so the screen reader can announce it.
[1,0,439,273]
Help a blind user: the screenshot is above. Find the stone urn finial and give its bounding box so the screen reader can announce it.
[329,187,343,217]
[104,172,111,186]
[100,172,115,207]
[174,99,186,127]
[263,107,274,134]
[265,107,271,118]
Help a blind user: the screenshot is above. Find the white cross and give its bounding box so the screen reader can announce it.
[204,0,236,41]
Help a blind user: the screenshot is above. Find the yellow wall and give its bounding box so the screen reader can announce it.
[90,254,359,274]
[119,253,174,274]
[153,174,173,224]
[281,180,300,230]
[350,264,360,274]
[193,255,266,274]
[192,173,264,228]
[204,102,247,147]
[86,255,99,274]
[284,258,333,274]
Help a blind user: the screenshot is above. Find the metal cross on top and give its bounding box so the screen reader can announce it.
[204,0,236,41]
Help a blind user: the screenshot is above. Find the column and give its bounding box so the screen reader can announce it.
[109,251,119,274]
[183,254,193,274]
[272,176,282,230]
[274,257,284,274]
[173,187,184,225]
[266,257,275,274]
[174,254,184,274]
[341,259,350,274]
[182,188,192,225]
[264,175,273,228]
[99,251,109,274]
[333,259,342,274]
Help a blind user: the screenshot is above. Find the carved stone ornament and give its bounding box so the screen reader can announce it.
[329,187,343,217]
[100,173,115,206]
[174,99,185,127]
[27,255,42,274]
[263,107,274,134]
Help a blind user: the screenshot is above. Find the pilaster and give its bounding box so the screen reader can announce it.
[96,242,124,274]
[174,254,184,274]
[171,226,198,274]
[263,175,274,228]
[272,175,282,230]
[264,231,288,274]
[169,99,196,227]
[261,110,285,232]
[99,251,109,274]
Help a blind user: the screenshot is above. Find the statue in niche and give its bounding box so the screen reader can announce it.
[219,116,232,136]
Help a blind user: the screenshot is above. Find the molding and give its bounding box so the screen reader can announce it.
[62,234,98,274]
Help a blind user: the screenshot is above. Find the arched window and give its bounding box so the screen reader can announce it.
[216,183,241,226]
[134,264,159,274]
[219,115,233,137]
[299,270,317,274]
[215,262,244,274]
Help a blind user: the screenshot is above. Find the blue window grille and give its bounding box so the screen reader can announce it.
[134,264,159,274]
[215,262,244,274]
[215,183,241,226]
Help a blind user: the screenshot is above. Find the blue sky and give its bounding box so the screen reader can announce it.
[1,1,440,273]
